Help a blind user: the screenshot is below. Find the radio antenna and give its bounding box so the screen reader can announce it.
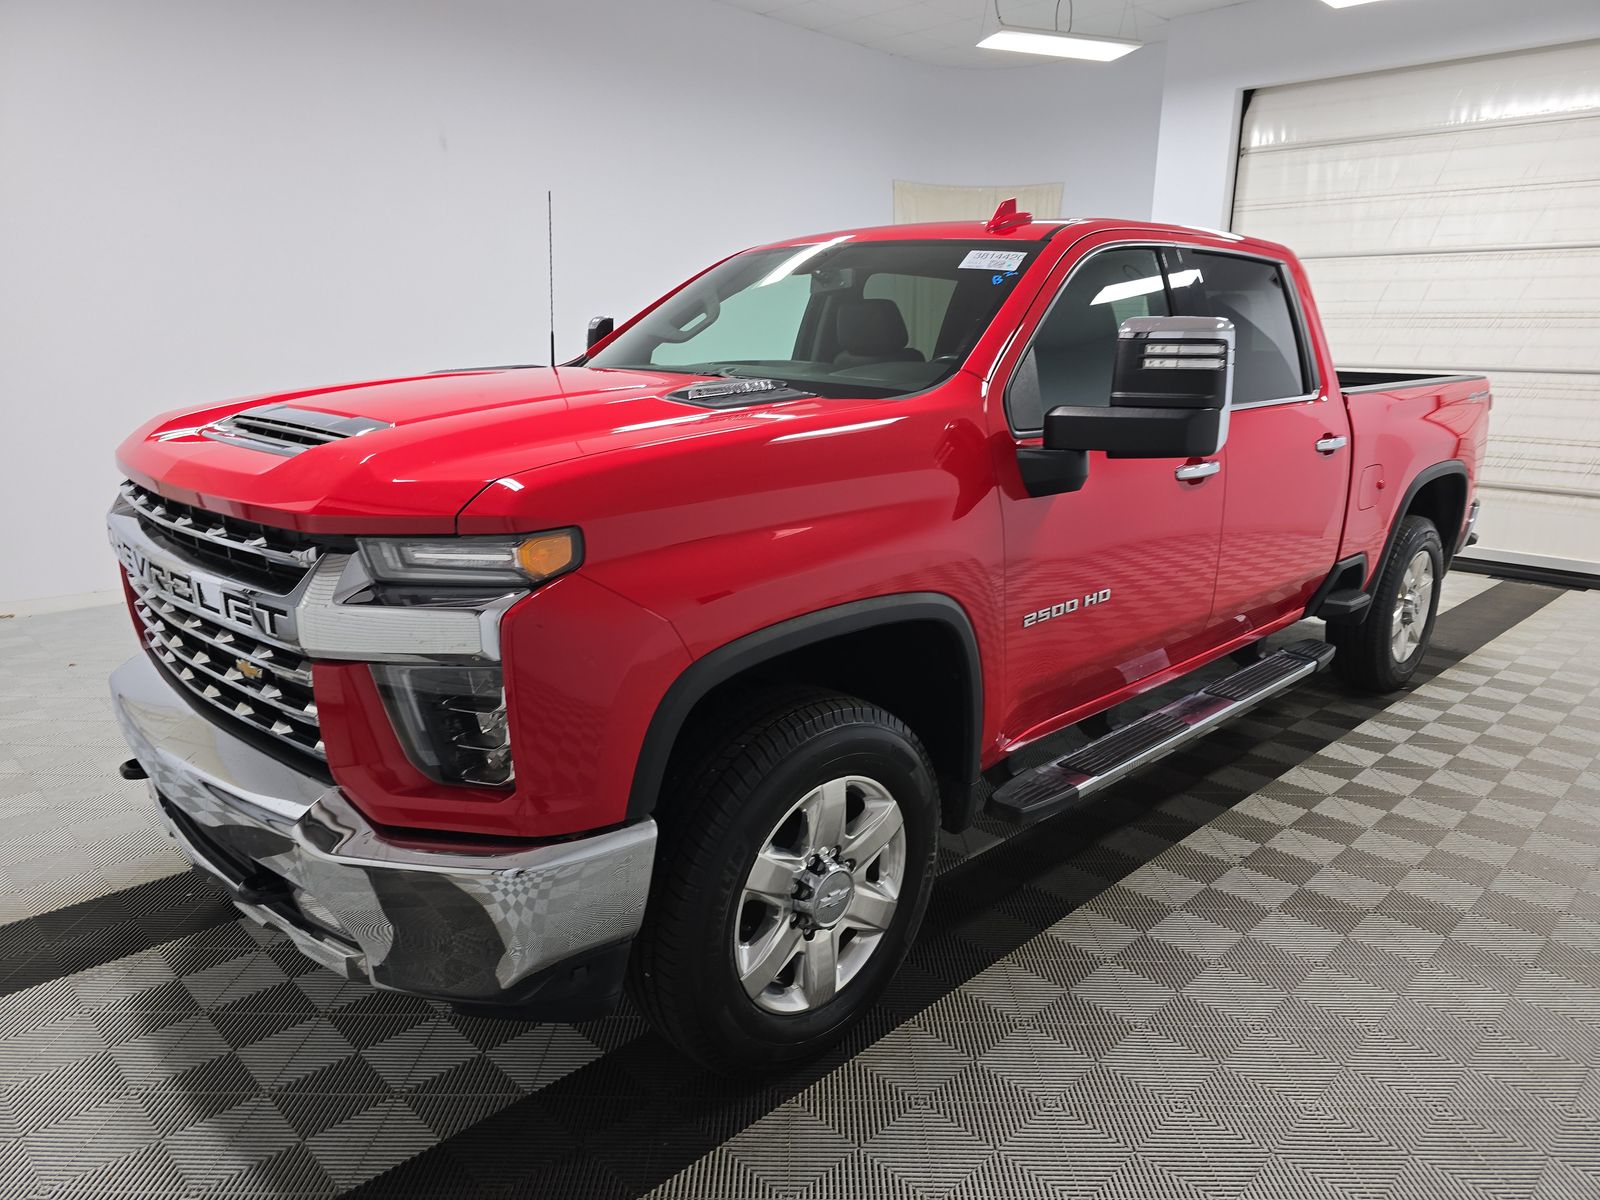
[546,189,556,365]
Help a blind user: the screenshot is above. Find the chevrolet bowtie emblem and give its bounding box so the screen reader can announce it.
[235,658,265,680]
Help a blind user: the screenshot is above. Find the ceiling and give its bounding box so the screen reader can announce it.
[712,0,1253,68]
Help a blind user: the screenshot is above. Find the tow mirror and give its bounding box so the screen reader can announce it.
[586,315,614,350]
[1017,317,1234,497]
[1047,316,1233,458]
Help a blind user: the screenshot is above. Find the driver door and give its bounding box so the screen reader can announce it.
[990,239,1225,746]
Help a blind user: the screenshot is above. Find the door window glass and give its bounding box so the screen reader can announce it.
[1007,247,1169,433]
[1185,252,1309,404]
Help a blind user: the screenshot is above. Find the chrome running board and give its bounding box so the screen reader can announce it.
[988,639,1336,825]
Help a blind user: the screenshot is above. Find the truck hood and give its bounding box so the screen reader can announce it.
[116,365,780,534]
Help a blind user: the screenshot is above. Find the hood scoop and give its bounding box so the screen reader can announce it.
[203,403,393,457]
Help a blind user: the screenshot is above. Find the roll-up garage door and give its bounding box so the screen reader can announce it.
[1231,41,1600,576]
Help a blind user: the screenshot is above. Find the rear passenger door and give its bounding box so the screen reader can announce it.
[1167,247,1351,636]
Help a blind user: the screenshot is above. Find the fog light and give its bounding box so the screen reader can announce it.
[373,664,513,787]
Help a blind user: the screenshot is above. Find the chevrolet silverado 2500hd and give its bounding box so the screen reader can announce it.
[110,206,1489,1070]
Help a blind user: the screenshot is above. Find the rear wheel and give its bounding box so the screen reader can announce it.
[629,690,939,1072]
[1328,515,1443,692]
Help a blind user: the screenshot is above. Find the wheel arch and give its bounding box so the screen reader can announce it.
[627,594,985,833]
[1372,460,1468,586]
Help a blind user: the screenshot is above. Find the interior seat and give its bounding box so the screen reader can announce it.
[833,299,925,369]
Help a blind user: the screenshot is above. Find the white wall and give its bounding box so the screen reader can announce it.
[1149,0,1600,230]
[932,56,1165,223]
[6,0,1590,604]
[0,0,1162,603]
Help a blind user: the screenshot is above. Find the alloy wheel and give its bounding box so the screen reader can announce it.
[1391,549,1435,662]
[733,775,906,1014]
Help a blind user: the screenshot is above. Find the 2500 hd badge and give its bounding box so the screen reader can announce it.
[1023,587,1113,628]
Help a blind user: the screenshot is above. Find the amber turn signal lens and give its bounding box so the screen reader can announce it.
[515,532,578,580]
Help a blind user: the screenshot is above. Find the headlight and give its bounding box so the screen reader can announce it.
[373,664,513,787]
[358,530,582,588]
[355,529,580,788]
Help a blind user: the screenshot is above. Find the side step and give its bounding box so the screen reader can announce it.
[988,638,1335,825]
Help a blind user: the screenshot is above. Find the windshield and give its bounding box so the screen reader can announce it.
[586,238,1045,398]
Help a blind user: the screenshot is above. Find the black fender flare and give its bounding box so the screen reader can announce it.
[626,593,984,825]
[1372,459,1469,584]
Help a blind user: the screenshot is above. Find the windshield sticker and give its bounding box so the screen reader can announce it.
[960,249,1027,272]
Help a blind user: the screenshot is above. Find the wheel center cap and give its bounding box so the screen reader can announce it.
[794,862,855,928]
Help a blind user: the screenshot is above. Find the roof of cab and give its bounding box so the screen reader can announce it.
[755,216,1292,260]
[757,218,1085,248]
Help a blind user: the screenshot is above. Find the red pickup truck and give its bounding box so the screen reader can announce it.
[109,208,1489,1070]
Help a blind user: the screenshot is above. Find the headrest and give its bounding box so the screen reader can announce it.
[836,299,910,357]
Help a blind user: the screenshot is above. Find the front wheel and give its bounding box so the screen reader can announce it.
[629,691,939,1072]
[1328,514,1443,692]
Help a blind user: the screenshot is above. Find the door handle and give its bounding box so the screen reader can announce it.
[1175,460,1221,482]
[1315,435,1348,454]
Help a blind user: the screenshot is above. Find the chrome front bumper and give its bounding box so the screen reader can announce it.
[111,653,656,1008]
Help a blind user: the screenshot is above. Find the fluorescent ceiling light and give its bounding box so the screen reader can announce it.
[977,28,1140,62]
[1320,0,1395,7]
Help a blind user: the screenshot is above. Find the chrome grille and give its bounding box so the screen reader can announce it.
[120,481,324,591]
[128,578,324,761]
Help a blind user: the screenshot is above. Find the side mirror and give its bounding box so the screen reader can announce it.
[586,315,614,350]
[1045,316,1234,459]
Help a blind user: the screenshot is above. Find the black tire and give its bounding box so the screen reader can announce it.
[628,688,939,1073]
[1328,515,1443,693]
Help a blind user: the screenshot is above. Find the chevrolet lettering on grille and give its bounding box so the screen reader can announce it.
[113,536,290,640]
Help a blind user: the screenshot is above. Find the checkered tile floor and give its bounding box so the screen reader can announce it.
[0,604,181,925]
[656,583,1600,1200]
[2,573,1595,1199]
